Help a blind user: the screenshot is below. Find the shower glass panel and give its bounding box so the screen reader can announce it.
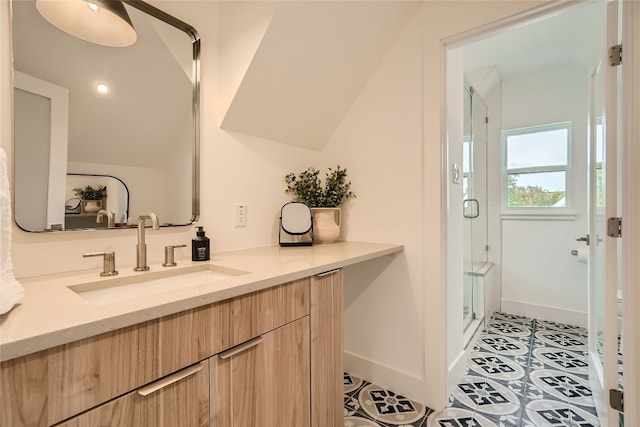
[462,82,488,336]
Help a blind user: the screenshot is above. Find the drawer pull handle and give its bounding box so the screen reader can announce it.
[316,268,340,277]
[138,364,203,396]
[219,336,263,360]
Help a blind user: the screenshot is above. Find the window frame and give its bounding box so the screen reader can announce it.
[501,121,573,216]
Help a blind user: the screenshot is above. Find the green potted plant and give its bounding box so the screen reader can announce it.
[73,185,107,214]
[285,165,355,243]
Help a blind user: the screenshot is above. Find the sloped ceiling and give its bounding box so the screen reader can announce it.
[220,1,421,151]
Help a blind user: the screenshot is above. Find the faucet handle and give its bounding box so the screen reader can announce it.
[163,244,187,267]
[84,252,119,277]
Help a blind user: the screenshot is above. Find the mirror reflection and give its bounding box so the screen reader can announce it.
[64,174,129,230]
[12,0,200,232]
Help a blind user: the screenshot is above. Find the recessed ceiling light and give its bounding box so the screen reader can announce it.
[96,83,109,94]
[86,2,99,12]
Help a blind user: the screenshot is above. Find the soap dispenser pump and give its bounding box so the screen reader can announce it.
[192,226,210,261]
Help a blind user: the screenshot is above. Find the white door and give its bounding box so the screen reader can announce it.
[587,1,623,426]
[13,71,68,230]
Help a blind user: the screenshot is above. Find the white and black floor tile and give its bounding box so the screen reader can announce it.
[467,352,527,381]
[427,312,602,427]
[492,312,534,326]
[475,334,531,359]
[523,400,599,426]
[531,347,589,376]
[343,373,433,427]
[429,407,498,427]
[532,329,587,353]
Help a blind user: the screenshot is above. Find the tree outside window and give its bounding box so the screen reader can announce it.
[503,122,571,209]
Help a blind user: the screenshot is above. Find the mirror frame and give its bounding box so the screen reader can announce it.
[12,0,200,232]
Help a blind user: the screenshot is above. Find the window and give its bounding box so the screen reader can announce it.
[595,119,604,208]
[503,122,571,209]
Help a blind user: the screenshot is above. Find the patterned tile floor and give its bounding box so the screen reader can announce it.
[345,312,604,427]
[344,372,434,426]
[429,312,600,427]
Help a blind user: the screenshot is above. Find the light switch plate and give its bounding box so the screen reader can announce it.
[235,203,247,227]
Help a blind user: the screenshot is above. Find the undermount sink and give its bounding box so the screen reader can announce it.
[68,264,249,305]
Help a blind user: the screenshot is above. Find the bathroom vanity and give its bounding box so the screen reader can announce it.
[0,242,402,427]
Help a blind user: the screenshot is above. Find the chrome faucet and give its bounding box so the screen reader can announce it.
[96,209,115,228]
[83,251,118,276]
[134,213,159,271]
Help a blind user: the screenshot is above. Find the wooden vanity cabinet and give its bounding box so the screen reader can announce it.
[55,361,209,427]
[311,269,344,427]
[210,316,311,427]
[1,271,344,427]
[209,268,344,427]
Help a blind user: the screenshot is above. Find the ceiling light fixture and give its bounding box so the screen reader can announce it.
[36,0,137,48]
[96,83,109,94]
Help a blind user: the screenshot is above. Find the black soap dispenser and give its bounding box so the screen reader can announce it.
[192,226,210,261]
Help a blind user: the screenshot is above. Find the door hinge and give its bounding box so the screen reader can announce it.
[609,44,622,66]
[485,116,489,124]
[607,217,622,238]
[610,389,624,412]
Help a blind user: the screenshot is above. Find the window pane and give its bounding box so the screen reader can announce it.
[596,167,604,208]
[463,140,470,173]
[463,176,469,199]
[507,171,566,207]
[596,122,604,164]
[506,128,568,169]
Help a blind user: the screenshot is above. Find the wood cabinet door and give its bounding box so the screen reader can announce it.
[57,361,209,427]
[210,316,311,427]
[311,269,343,427]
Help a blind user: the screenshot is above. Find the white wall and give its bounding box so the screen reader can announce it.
[321,0,547,409]
[163,119,193,224]
[1,0,549,411]
[498,65,589,326]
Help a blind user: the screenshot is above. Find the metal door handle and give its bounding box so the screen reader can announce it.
[219,336,263,360]
[137,364,202,396]
[576,235,590,245]
[463,199,479,218]
[316,269,340,277]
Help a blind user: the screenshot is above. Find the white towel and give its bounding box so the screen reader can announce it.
[0,147,24,315]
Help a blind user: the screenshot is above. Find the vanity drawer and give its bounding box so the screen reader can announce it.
[0,278,310,427]
[161,276,310,366]
[210,277,310,353]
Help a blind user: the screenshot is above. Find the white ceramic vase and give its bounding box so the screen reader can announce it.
[311,207,341,243]
[83,199,103,213]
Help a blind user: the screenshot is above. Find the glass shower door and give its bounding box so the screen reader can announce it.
[462,83,488,338]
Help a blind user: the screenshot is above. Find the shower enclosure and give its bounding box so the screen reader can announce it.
[462,82,489,341]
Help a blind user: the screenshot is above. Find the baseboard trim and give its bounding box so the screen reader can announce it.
[447,319,485,398]
[501,299,587,327]
[344,351,427,405]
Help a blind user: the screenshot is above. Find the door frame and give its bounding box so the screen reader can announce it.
[620,0,639,422]
[440,0,638,422]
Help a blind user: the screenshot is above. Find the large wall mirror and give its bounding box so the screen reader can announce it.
[12,0,200,231]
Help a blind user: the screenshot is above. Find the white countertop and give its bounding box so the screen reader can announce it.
[0,241,403,362]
